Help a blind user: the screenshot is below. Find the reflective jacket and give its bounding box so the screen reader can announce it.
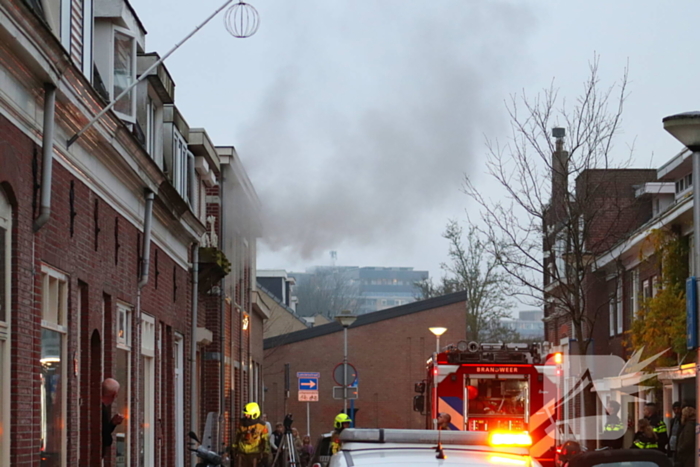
[631,432,662,451]
[330,431,342,455]
[235,417,269,455]
[645,415,668,452]
[600,415,625,449]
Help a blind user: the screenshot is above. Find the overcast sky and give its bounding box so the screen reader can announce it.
[131,0,698,280]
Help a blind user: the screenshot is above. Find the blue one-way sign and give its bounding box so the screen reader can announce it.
[298,378,318,390]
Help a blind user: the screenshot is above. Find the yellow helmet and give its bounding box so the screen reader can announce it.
[334,413,352,429]
[244,402,261,419]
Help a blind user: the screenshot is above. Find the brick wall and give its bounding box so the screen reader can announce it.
[263,298,467,440]
[0,113,194,466]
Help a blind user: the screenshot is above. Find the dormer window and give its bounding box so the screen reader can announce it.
[112,27,136,120]
[40,0,71,49]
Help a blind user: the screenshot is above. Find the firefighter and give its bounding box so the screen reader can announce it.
[330,413,352,454]
[557,440,582,467]
[234,402,270,467]
[600,400,626,449]
[643,402,668,452]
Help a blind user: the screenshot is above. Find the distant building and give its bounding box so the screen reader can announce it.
[501,310,544,340]
[358,267,429,313]
[258,283,309,339]
[290,266,428,316]
[258,269,298,311]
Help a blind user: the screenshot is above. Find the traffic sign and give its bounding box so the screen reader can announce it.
[298,378,318,391]
[299,391,319,402]
[333,386,358,400]
[297,372,320,378]
[333,363,358,386]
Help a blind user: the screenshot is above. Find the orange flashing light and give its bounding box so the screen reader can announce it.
[488,431,533,447]
[488,455,530,466]
[554,352,563,364]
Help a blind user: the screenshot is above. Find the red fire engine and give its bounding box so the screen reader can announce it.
[414,341,561,467]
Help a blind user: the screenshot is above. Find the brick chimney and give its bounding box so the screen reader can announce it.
[551,128,569,222]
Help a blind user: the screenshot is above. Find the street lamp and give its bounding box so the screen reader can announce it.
[662,111,700,467]
[429,327,447,429]
[429,327,447,353]
[336,310,358,415]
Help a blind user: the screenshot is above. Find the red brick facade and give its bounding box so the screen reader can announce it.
[0,112,195,466]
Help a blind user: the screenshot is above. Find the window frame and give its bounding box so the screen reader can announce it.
[631,269,639,321]
[115,302,132,466]
[111,25,137,122]
[40,264,68,467]
[0,189,10,466]
[141,314,156,467]
[616,277,623,335]
[82,0,93,79]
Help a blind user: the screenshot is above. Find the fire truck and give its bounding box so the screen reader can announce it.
[414,341,561,467]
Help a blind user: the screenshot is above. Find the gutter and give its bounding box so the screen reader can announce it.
[191,243,200,450]
[134,190,154,462]
[138,192,155,288]
[33,84,57,232]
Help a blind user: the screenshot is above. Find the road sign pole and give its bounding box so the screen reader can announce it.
[307,402,310,437]
[343,326,348,413]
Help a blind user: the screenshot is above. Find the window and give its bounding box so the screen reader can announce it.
[140,314,155,467]
[112,28,136,120]
[629,269,639,321]
[174,335,185,467]
[609,295,615,337]
[115,303,132,467]
[642,279,651,300]
[554,236,566,281]
[146,96,157,157]
[82,0,93,79]
[0,188,11,466]
[675,173,693,195]
[40,266,68,467]
[172,130,194,205]
[616,277,623,335]
[40,0,71,49]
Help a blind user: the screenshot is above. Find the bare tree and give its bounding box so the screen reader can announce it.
[293,267,359,318]
[417,220,518,342]
[463,56,652,439]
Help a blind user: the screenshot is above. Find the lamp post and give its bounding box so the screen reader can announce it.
[429,327,447,429]
[336,310,358,415]
[662,111,700,467]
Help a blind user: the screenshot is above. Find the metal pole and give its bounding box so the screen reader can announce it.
[306,402,310,437]
[67,0,237,147]
[693,150,700,467]
[343,326,348,414]
[433,351,438,430]
[436,335,440,354]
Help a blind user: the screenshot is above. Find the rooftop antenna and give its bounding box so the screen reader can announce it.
[67,0,260,148]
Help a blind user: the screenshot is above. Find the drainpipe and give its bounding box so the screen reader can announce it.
[134,190,154,463]
[219,167,226,446]
[33,84,57,232]
[191,243,199,464]
[138,192,155,289]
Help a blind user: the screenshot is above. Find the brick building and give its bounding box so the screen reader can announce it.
[543,133,655,354]
[0,1,261,466]
[262,291,467,439]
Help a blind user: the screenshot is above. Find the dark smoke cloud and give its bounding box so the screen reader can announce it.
[238,1,535,261]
